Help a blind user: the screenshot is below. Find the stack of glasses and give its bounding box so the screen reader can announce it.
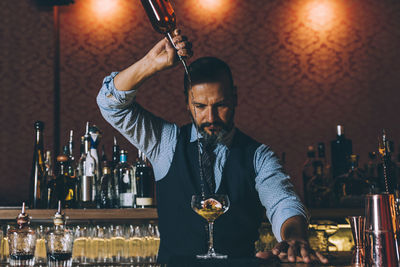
[0,223,160,265]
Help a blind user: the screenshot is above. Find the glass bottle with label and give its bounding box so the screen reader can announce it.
[115,150,136,208]
[29,121,46,209]
[334,155,367,208]
[77,122,97,208]
[136,151,154,208]
[44,151,56,209]
[99,161,115,208]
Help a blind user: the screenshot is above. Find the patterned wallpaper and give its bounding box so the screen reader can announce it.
[0,0,399,205]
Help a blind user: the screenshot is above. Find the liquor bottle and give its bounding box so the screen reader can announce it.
[62,145,78,208]
[53,155,68,208]
[44,151,57,209]
[365,152,380,193]
[140,0,190,76]
[7,203,36,266]
[99,161,115,208]
[77,122,97,208]
[306,164,330,208]
[141,0,176,35]
[317,142,331,180]
[29,121,46,209]
[111,136,120,171]
[334,155,367,208]
[377,135,397,193]
[68,130,74,162]
[115,150,136,208]
[302,146,315,205]
[136,151,154,208]
[89,124,102,184]
[331,125,353,178]
[45,202,73,266]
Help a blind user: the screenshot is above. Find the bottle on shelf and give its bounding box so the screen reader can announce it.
[306,163,331,208]
[333,154,367,208]
[45,201,73,266]
[66,130,77,180]
[364,152,380,193]
[317,142,331,181]
[89,124,102,185]
[77,122,97,209]
[302,146,316,205]
[377,132,397,193]
[29,121,46,209]
[53,154,74,208]
[111,136,120,171]
[44,151,57,209]
[99,161,116,209]
[136,151,154,208]
[114,150,136,208]
[330,125,353,179]
[306,142,334,208]
[7,203,36,266]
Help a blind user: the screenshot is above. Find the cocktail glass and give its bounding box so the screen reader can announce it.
[191,194,230,259]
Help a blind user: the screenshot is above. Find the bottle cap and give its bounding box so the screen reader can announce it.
[337,125,344,136]
[350,154,359,162]
[57,154,68,162]
[53,201,65,226]
[34,121,44,130]
[16,202,30,227]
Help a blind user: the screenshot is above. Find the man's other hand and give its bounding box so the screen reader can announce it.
[255,239,329,264]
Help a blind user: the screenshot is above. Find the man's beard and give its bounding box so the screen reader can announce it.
[189,113,233,145]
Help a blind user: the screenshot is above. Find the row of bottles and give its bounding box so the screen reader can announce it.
[29,121,155,209]
[303,125,400,208]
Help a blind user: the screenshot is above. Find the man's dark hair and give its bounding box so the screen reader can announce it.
[183,57,234,102]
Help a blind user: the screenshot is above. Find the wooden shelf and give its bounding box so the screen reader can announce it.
[0,208,158,221]
[0,207,363,222]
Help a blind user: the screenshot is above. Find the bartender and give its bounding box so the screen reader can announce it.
[97,29,328,264]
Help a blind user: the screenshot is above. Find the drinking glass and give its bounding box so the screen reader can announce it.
[72,226,89,264]
[34,225,47,264]
[191,194,230,259]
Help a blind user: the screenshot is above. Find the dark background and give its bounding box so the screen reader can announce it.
[0,0,399,205]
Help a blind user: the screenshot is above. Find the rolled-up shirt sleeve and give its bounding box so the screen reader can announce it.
[96,72,178,181]
[254,144,309,242]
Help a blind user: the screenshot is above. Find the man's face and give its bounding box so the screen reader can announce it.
[187,80,237,138]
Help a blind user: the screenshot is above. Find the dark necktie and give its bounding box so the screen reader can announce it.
[200,140,216,194]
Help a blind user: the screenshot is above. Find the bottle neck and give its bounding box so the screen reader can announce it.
[84,137,90,154]
[120,154,127,163]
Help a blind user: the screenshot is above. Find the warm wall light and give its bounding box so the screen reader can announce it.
[91,0,121,18]
[300,0,340,31]
[198,0,225,11]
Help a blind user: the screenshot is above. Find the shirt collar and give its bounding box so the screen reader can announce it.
[189,123,236,148]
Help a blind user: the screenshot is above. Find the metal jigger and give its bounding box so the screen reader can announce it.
[365,194,399,266]
[348,216,366,266]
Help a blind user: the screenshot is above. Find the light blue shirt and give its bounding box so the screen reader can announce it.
[97,72,308,241]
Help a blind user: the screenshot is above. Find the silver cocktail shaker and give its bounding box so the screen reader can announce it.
[365,193,399,266]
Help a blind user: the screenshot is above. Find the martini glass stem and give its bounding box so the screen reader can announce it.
[208,222,215,256]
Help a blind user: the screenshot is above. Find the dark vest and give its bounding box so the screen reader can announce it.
[156,124,265,263]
